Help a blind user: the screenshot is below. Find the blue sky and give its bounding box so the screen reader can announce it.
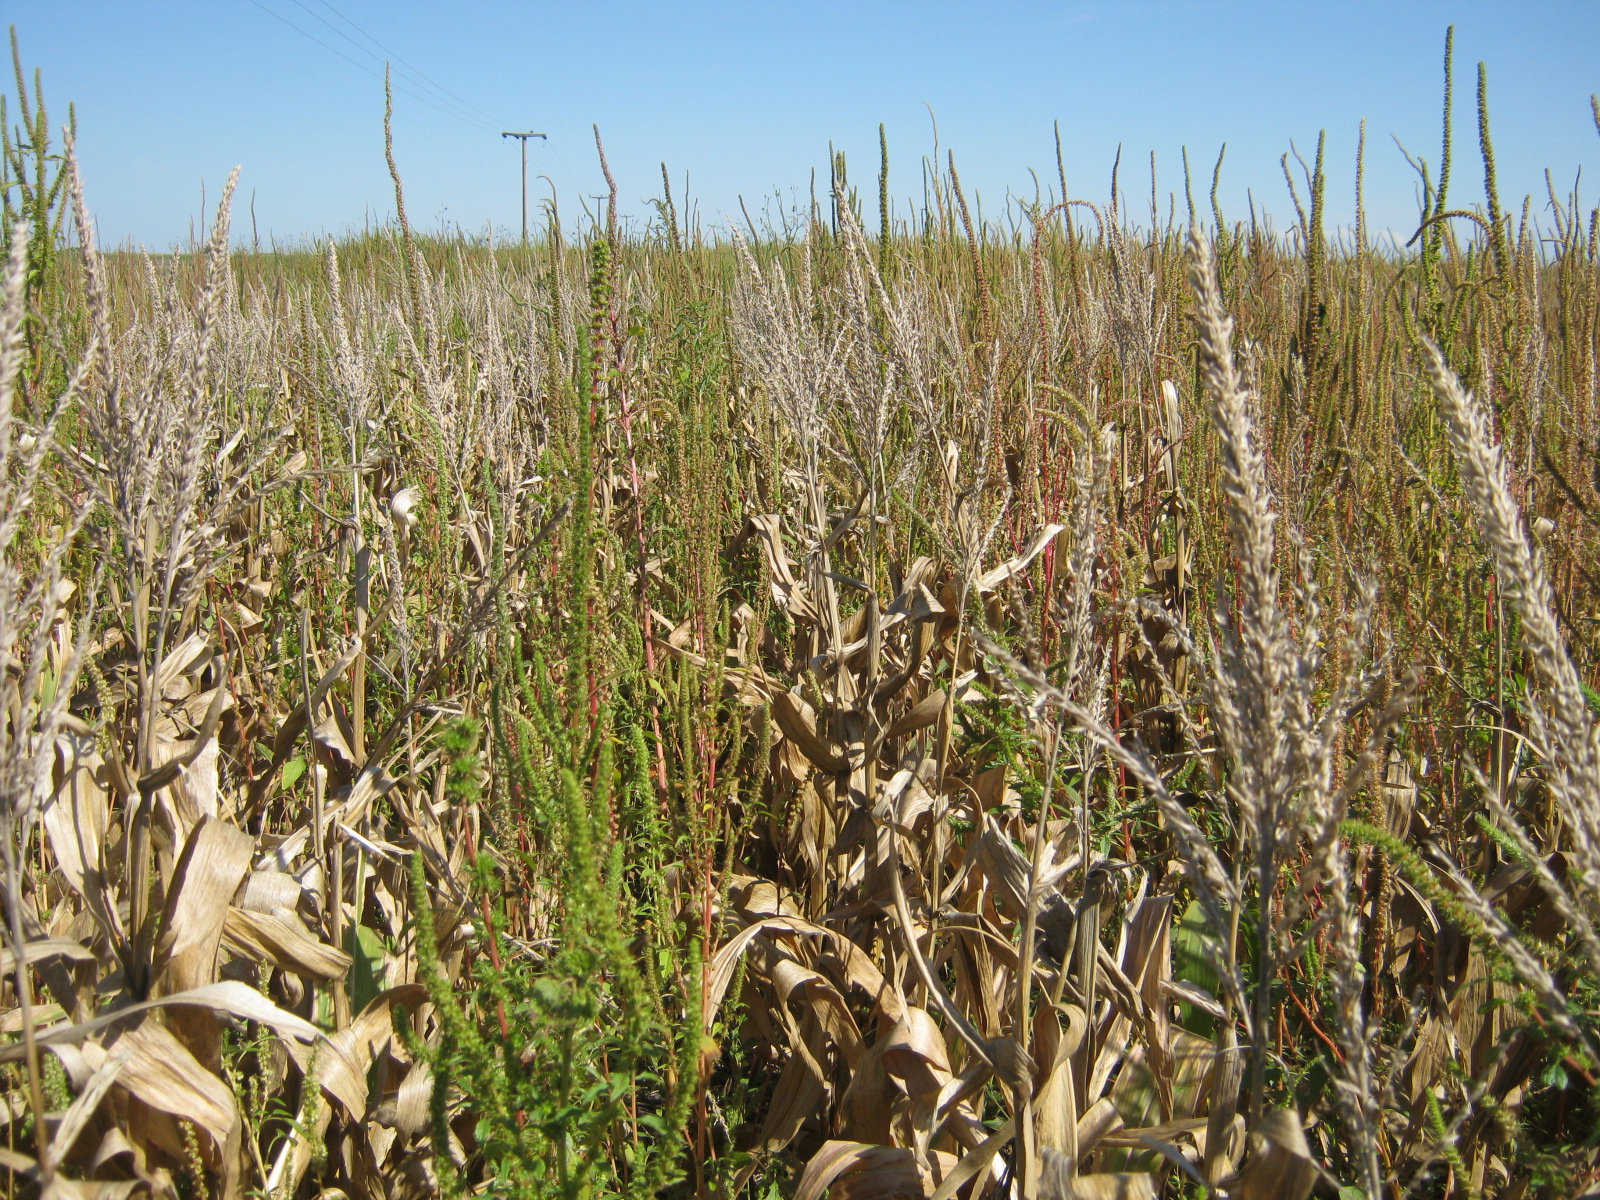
[9,2,1599,249]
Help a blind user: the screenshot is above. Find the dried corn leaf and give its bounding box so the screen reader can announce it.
[929,1116,1016,1200]
[764,947,865,1068]
[46,1044,131,1172]
[838,1037,895,1145]
[1,1002,66,1034]
[975,817,1033,914]
[1077,1096,1125,1158]
[1,1143,144,1200]
[884,689,946,742]
[794,1140,959,1200]
[154,817,254,993]
[234,870,305,914]
[976,524,1066,593]
[711,913,907,1026]
[168,729,224,828]
[1036,1003,1088,1157]
[154,633,212,698]
[272,985,429,1197]
[753,1009,830,1152]
[749,513,821,624]
[44,732,121,942]
[1232,1108,1316,1200]
[41,1178,144,1200]
[1109,1028,1215,1132]
[882,1007,952,1099]
[152,816,256,1066]
[707,919,789,1021]
[222,907,353,980]
[106,1016,237,1153]
[1381,746,1418,839]
[772,688,849,772]
[735,879,805,919]
[305,983,426,1117]
[0,937,96,976]
[1063,1172,1158,1200]
[0,981,321,1062]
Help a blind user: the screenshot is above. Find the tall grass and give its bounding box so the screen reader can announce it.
[3,30,1600,1200]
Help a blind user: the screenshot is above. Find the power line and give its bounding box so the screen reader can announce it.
[286,0,504,132]
[241,0,501,134]
[309,0,506,130]
[243,0,591,237]
[297,1,594,211]
[284,0,493,129]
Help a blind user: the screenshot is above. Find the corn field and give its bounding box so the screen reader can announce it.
[4,31,1600,1200]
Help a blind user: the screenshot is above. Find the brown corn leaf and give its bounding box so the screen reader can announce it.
[0,981,321,1062]
[0,937,97,976]
[975,817,1033,914]
[884,689,947,742]
[707,919,791,1022]
[1100,1117,1208,1148]
[837,1037,895,1145]
[748,513,821,624]
[42,1178,145,1200]
[234,870,305,914]
[1062,1172,1158,1200]
[153,817,256,993]
[881,1006,952,1100]
[793,1140,959,1200]
[44,732,123,944]
[153,633,212,697]
[1232,1107,1317,1200]
[1076,1096,1125,1158]
[752,1009,829,1153]
[1381,746,1418,839]
[5,1142,146,1200]
[1035,1003,1088,1157]
[292,983,427,1118]
[930,1116,1017,1200]
[711,915,906,1026]
[152,816,257,1068]
[1,1001,66,1033]
[976,524,1066,593]
[1203,1023,1245,1182]
[765,947,865,1068]
[272,985,430,1198]
[106,1016,238,1156]
[772,688,849,772]
[45,1044,132,1172]
[222,907,353,980]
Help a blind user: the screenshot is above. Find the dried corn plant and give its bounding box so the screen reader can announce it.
[3,46,1600,1199]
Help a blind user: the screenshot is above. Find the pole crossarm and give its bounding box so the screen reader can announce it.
[501,131,548,245]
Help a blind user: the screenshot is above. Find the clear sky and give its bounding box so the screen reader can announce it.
[9,2,1599,250]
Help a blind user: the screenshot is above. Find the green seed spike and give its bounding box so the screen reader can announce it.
[1477,60,1509,280]
[879,122,893,287]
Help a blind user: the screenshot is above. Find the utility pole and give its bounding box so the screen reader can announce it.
[501,130,547,244]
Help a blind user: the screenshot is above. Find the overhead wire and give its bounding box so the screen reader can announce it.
[303,0,590,204]
[242,0,501,134]
[296,0,601,205]
[308,0,506,130]
[242,0,592,233]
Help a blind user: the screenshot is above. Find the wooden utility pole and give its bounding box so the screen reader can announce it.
[501,130,547,244]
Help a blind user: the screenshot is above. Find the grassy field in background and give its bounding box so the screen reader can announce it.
[5,31,1600,1200]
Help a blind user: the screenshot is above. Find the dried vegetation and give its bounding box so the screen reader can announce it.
[4,30,1600,1200]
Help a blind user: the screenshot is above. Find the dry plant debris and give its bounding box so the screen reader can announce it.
[4,32,1600,1200]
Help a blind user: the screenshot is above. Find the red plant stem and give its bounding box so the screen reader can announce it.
[609,290,671,814]
[1285,978,1345,1062]
[460,819,512,1042]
